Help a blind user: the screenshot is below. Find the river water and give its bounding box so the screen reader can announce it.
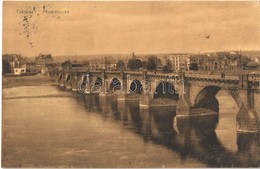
[2,85,259,167]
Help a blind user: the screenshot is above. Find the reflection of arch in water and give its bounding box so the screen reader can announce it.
[153,81,179,100]
[83,94,100,112]
[81,88,254,167]
[140,107,177,140]
[215,90,239,153]
[128,101,142,133]
[129,79,143,94]
[138,110,241,167]
[110,98,121,121]
[139,108,153,142]
[150,107,177,134]
[164,115,241,167]
[92,94,249,167]
[236,132,258,166]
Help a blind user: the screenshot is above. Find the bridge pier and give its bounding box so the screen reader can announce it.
[63,73,71,90]
[139,94,153,108]
[65,81,72,90]
[117,93,141,101]
[71,71,79,92]
[236,104,259,133]
[176,97,191,117]
[72,80,78,92]
[58,72,65,87]
[54,71,59,85]
[236,76,259,133]
[176,80,191,117]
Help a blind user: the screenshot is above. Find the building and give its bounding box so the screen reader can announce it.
[14,68,26,75]
[61,60,84,71]
[2,54,29,74]
[166,54,190,71]
[156,62,163,71]
[10,57,20,73]
[35,54,54,73]
[26,61,37,73]
[4,54,23,73]
[89,62,117,70]
[189,51,251,71]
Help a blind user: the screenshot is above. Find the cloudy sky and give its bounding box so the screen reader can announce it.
[3,1,260,57]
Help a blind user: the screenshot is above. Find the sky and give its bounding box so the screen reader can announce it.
[3,1,260,57]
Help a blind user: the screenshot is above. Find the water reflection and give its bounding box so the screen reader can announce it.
[82,94,259,167]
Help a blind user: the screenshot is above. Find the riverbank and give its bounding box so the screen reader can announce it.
[2,74,55,88]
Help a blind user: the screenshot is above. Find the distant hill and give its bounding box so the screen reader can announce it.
[52,54,130,63]
[240,51,260,59]
[5,50,258,63]
[52,52,185,63]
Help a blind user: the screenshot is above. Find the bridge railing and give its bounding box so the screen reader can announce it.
[63,68,260,83]
[185,72,239,80]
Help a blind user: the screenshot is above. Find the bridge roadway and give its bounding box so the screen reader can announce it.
[55,68,260,133]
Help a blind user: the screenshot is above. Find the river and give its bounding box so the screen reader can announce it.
[2,85,259,167]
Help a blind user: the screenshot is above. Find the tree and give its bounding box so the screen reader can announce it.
[127,58,142,70]
[104,57,111,65]
[148,55,161,65]
[142,60,147,69]
[146,58,156,70]
[165,59,173,69]
[162,65,172,73]
[240,55,251,70]
[162,59,173,73]
[82,61,90,67]
[116,60,125,70]
[142,55,161,70]
[2,59,11,74]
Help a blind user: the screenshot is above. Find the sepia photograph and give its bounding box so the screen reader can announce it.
[2,0,260,168]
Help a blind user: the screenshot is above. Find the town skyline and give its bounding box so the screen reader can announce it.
[3,1,260,57]
[4,50,260,63]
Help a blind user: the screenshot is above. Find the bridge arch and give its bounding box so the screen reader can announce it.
[91,77,103,93]
[58,73,63,82]
[193,86,239,112]
[65,74,71,83]
[77,74,91,92]
[109,78,122,94]
[153,81,179,100]
[92,77,102,86]
[129,79,143,94]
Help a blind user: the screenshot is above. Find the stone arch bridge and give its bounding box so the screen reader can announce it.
[55,68,260,133]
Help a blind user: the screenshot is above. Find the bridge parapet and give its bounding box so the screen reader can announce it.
[248,81,259,90]
[185,72,239,80]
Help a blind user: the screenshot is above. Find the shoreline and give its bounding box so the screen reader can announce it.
[2,74,55,89]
